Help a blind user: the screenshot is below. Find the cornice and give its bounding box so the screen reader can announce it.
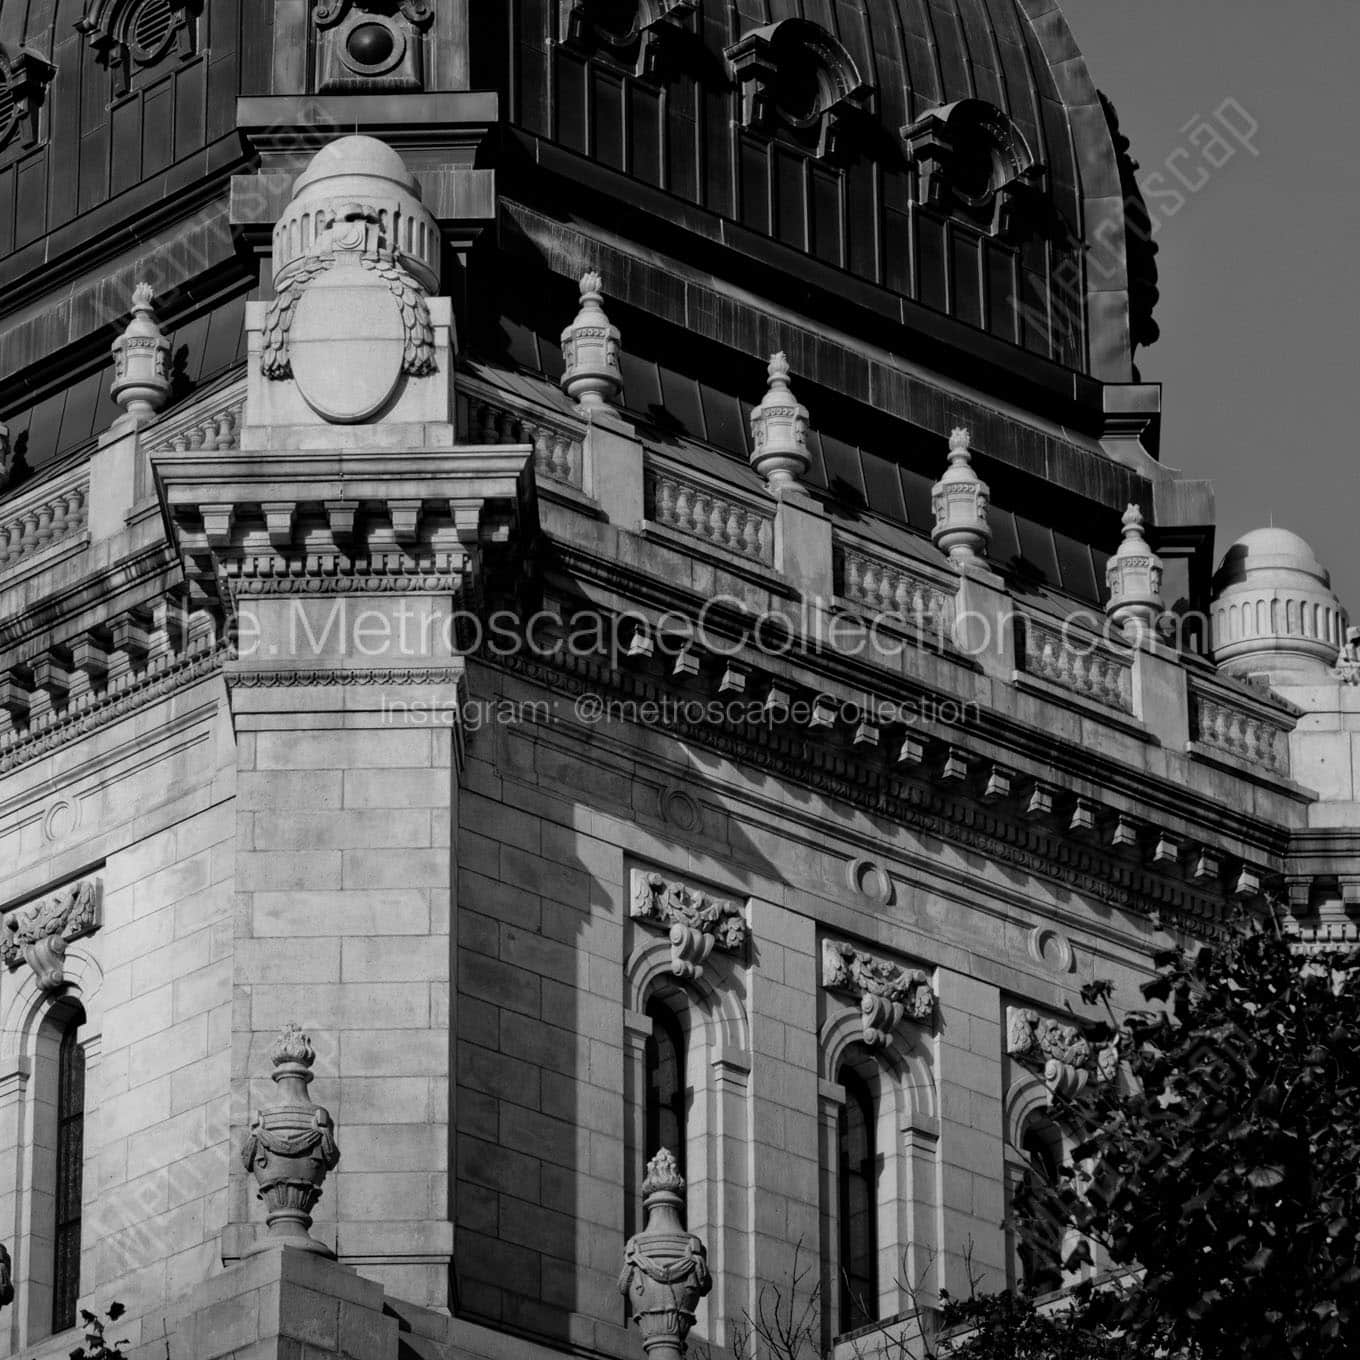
[543,536,1300,857]
[488,643,1264,941]
[0,640,225,777]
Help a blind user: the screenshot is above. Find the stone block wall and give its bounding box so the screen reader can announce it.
[0,673,234,1358]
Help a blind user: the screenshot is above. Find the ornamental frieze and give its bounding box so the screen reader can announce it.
[1007,1006,1120,1100]
[821,940,935,1048]
[630,869,749,981]
[2,878,102,991]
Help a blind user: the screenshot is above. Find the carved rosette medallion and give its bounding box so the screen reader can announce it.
[619,1149,712,1360]
[630,870,749,981]
[240,1024,341,1253]
[1,878,102,992]
[1006,1006,1119,1100]
[821,940,936,1048]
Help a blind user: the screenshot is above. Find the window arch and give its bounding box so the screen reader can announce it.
[625,910,752,1351]
[836,1061,878,1332]
[0,938,101,1349]
[1014,1114,1063,1295]
[644,995,688,1187]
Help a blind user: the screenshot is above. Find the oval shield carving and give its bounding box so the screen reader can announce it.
[289,262,406,423]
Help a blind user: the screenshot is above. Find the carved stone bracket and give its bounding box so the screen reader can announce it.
[630,869,749,980]
[1007,1006,1118,1101]
[1,878,102,991]
[821,940,935,1048]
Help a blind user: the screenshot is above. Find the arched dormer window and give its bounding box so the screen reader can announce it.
[901,99,1043,239]
[836,1057,878,1332]
[725,19,873,163]
[556,0,697,81]
[77,0,201,96]
[644,996,688,1185]
[0,44,56,156]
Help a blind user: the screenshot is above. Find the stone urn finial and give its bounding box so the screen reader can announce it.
[110,281,172,432]
[1105,503,1164,641]
[749,352,811,496]
[619,1150,712,1360]
[931,427,991,565]
[561,271,624,410]
[241,1024,340,1254]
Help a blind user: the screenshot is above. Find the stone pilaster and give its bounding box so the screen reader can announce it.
[153,134,536,1312]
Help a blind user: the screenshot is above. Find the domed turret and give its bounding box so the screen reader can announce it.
[1211,527,1348,682]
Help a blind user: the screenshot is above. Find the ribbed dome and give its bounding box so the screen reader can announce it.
[507,0,1155,381]
[1211,527,1346,682]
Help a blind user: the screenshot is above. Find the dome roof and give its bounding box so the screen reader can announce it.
[514,0,1154,381]
[1211,527,1346,682]
[1213,527,1332,590]
[292,135,422,196]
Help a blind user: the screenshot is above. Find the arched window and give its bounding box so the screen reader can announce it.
[644,998,687,1186]
[1016,1117,1063,1295]
[52,1008,86,1332]
[836,1066,877,1331]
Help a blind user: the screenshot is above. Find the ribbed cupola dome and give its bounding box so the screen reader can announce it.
[1211,527,1347,682]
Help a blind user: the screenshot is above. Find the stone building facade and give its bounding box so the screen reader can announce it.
[0,3,1355,1359]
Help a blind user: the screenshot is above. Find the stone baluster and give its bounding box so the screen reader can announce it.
[619,1149,712,1360]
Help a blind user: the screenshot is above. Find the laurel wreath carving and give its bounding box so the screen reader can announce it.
[261,250,436,381]
[261,254,336,380]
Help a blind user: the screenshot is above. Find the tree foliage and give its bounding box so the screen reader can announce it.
[954,918,1360,1360]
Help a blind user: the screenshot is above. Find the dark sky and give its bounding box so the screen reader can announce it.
[1061,0,1360,620]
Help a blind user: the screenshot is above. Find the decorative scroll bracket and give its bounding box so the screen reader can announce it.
[821,940,935,1048]
[1006,1006,1119,1102]
[630,869,749,981]
[1,878,103,992]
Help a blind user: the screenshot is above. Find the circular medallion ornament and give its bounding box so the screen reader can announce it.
[288,262,406,423]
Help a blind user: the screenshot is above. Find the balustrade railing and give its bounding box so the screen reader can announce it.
[0,469,90,577]
[836,543,954,634]
[1191,685,1292,776]
[646,468,774,565]
[1021,618,1134,713]
[458,391,584,489]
